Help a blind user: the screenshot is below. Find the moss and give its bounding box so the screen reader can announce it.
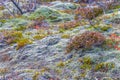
[0,19,6,23]
[3,31,22,38]
[1,30,34,49]
[59,28,65,33]
[110,4,120,10]
[80,71,87,78]
[80,56,92,70]
[74,76,81,80]
[103,39,116,49]
[83,56,92,64]
[80,64,92,70]
[94,62,115,72]
[2,30,23,44]
[33,34,47,40]
[61,34,70,39]
[32,72,40,80]
[55,68,62,74]
[100,25,112,31]
[25,32,32,35]
[56,61,65,67]
[14,26,27,31]
[100,27,110,31]
[90,24,112,32]
[103,77,113,80]
[16,38,32,50]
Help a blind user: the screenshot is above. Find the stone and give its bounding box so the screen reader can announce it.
[40,36,60,46]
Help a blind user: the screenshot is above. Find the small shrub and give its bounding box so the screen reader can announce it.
[66,31,106,53]
[75,7,103,19]
[0,68,9,74]
[93,8,103,18]
[59,21,80,30]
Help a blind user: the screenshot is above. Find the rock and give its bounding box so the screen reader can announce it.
[18,73,33,80]
[110,68,120,79]
[28,6,73,22]
[67,54,73,59]
[50,1,77,10]
[40,36,60,46]
[102,77,113,80]
[35,45,48,53]
[0,43,6,49]
[94,72,107,79]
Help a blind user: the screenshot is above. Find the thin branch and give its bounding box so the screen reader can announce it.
[11,0,23,14]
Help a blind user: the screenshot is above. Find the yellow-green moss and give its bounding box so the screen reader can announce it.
[94,62,115,72]
[14,26,27,31]
[32,72,40,80]
[33,34,47,40]
[56,61,65,67]
[80,64,92,70]
[61,34,70,39]
[83,56,92,65]
[2,30,23,44]
[0,19,6,23]
[80,71,87,78]
[80,57,92,70]
[16,38,32,50]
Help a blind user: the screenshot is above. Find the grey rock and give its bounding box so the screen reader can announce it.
[40,36,60,46]
[0,43,6,49]
[111,68,120,78]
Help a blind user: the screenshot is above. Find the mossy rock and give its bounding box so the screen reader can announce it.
[28,6,73,22]
[14,26,27,31]
[50,2,77,10]
[100,26,111,31]
[3,18,30,28]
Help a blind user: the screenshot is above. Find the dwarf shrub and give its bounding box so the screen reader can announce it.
[66,31,106,53]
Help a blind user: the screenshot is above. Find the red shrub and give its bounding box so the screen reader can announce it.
[66,31,106,53]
